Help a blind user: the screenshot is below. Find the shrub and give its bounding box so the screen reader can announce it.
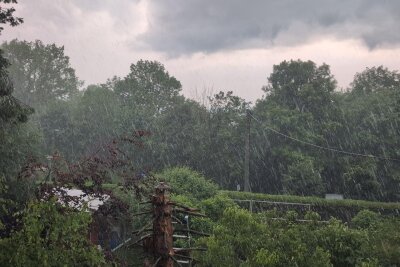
[351,210,380,229]
[0,199,106,266]
[201,193,238,221]
[157,167,218,201]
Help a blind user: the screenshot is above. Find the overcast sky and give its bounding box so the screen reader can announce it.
[2,0,400,102]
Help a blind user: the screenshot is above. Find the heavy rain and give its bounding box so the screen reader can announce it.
[1,1,400,266]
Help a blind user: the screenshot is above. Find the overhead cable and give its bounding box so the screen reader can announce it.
[249,113,400,162]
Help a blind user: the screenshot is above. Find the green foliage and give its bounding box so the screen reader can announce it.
[0,122,40,179]
[370,218,400,265]
[304,210,322,222]
[0,199,106,266]
[38,85,125,159]
[316,219,370,267]
[201,193,238,221]
[351,66,400,95]
[341,77,400,200]
[343,160,381,200]
[351,210,380,229]
[0,0,23,33]
[0,176,9,231]
[146,96,210,172]
[38,99,77,158]
[115,59,181,117]
[205,91,250,187]
[199,206,399,267]
[252,248,281,267]
[2,42,400,266]
[1,50,398,201]
[264,59,336,116]
[2,39,81,109]
[0,47,33,125]
[251,59,341,195]
[201,207,266,266]
[0,43,39,184]
[282,153,324,196]
[170,194,215,243]
[157,167,218,201]
[200,207,338,267]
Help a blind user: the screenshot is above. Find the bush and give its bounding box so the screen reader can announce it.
[370,218,400,266]
[0,199,106,266]
[157,167,218,201]
[201,193,238,221]
[351,210,380,229]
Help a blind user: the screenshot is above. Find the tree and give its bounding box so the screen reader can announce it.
[115,60,181,116]
[263,60,337,118]
[251,60,340,195]
[201,207,266,266]
[351,66,400,95]
[0,49,33,124]
[282,153,324,196]
[0,4,105,265]
[2,39,81,109]
[148,96,210,171]
[0,3,30,124]
[343,159,381,200]
[38,84,127,160]
[0,52,38,180]
[205,91,250,188]
[341,66,400,200]
[157,167,218,201]
[0,0,23,33]
[0,0,38,180]
[0,200,106,266]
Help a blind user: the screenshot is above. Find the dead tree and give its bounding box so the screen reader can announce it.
[132,182,208,266]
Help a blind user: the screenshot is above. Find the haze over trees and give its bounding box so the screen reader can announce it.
[1,37,400,201]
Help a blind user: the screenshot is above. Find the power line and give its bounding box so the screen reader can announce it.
[249,113,400,163]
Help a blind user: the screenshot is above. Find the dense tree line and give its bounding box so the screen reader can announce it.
[1,38,399,202]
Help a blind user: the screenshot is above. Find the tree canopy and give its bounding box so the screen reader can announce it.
[2,39,81,108]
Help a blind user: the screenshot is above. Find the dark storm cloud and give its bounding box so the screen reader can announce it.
[137,0,400,55]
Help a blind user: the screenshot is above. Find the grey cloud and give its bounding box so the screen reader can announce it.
[19,0,140,35]
[19,0,79,34]
[76,0,140,23]
[136,0,400,55]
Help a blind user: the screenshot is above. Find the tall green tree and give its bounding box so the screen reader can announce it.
[0,1,39,180]
[341,66,400,200]
[263,60,337,118]
[0,49,33,125]
[204,91,250,187]
[252,60,340,195]
[351,66,400,95]
[115,60,181,118]
[2,39,81,109]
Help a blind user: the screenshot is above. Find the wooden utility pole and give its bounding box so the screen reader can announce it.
[244,109,251,192]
